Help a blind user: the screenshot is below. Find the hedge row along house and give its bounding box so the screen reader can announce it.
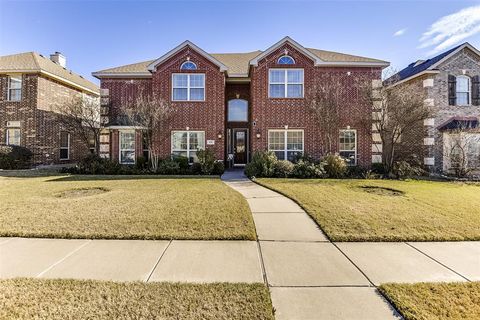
[92,37,389,168]
[386,42,480,175]
[0,52,99,165]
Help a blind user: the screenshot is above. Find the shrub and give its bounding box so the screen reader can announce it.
[346,165,368,179]
[61,154,122,175]
[212,161,225,175]
[323,154,347,178]
[245,151,277,178]
[197,149,216,175]
[371,162,386,175]
[190,162,202,175]
[172,155,189,171]
[135,156,148,170]
[158,159,181,175]
[393,160,425,179]
[291,159,325,178]
[274,160,294,178]
[0,145,33,169]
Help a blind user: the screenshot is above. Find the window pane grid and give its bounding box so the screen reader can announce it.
[6,128,21,146]
[171,131,205,163]
[268,130,304,161]
[269,69,303,98]
[7,76,22,101]
[456,76,470,105]
[339,130,357,165]
[172,74,205,101]
[120,131,135,164]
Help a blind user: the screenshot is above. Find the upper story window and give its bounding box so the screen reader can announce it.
[456,76,470,105]
[278,55,295,65]
[228,99,248,122]
[172,74,205,101]
[7,75,22,101]
[180,61,197,70]
[269,69,304,98]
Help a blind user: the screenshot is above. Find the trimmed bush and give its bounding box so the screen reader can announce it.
[61,154,123,175]
[323,154,347,178]
[172,155,189,171]
[0,145,33,170]
[291,159,325,178]
[245,151,277,178]
[393,160,425,179]
[197,149,216,175]
[212,161,225,175]
[158,159,182,175]
[274,160,294,178]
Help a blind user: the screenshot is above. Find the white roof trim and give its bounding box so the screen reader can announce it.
[250,36,322,66]
[428,42,480,70]
[92,72,152,79]
[386,70,440,88]
[106,125,147,130]
[146,40,228,72]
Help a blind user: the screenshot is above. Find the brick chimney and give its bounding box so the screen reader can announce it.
[50,52,66,68]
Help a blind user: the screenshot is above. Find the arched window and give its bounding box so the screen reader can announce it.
[456,75,471,105]
[278,55,295,65]
[180,61,197,70]
[228,99,248,122]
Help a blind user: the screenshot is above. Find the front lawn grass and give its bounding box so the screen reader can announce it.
[0,279,274,320]
[0,175,256,240]
[379,282,480,320]
[257,179,480,241]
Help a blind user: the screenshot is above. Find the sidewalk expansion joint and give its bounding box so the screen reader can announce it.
[36,240,92,278]
[268,284,374,288]
[330,242,376,287]
[258,239,330,243]
[405,242,471,282]
[145,240,173,283]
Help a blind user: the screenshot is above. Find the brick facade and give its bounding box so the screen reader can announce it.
[0,73,96,165]
[395,47,480,173]
[97,41,385,167]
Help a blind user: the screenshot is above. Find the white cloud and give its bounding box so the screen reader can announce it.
[419,5,480,54]
[393,28,407,37]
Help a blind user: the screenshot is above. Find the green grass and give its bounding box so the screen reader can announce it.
[0,175,256,240]
[0,279,274,320]
[379,282,480,320]
[257,179,480,241]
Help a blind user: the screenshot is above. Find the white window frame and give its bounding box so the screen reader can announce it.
[339,129,357,165]
[6,127,21,146]
[171,73,205,102]
[456,75,471,105]
[59,132,70,160]
[7,75,22,102]
[180,61,197,70]
[119,130,136,164]
[268,69,304,98]
[171,130,205,163]
[268,129,304,161]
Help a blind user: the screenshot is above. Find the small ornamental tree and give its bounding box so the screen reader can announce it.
[124,92,175,172]
[54,95,101,155]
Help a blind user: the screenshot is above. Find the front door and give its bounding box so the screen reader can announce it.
[233,129,248,165]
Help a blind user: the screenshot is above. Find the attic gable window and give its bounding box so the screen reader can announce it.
[180,61,197,70]
[278,55,295,65]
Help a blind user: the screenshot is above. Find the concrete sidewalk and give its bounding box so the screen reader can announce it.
[223,170,479,320]
[1,170,479,319]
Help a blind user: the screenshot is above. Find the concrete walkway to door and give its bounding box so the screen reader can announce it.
[222,169,479,320]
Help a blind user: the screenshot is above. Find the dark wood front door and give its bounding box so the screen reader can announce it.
[233,129,248,164]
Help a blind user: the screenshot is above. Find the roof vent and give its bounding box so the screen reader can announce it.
[50,52,66,68]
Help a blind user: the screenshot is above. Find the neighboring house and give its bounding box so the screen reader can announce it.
[93,37,389,167]
[387,42,480,174]
[0,52,100,165]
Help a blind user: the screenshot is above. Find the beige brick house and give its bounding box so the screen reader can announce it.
[387,42,480,175]
[0,52,99,165]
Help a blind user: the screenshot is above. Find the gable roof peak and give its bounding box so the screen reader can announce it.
[146,40,228,72]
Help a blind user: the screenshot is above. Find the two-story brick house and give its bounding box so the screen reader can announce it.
[0,52,100,165]
[93,37,389,167]
[387,42,480,174]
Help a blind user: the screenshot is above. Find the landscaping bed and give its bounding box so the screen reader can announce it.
[0,279,274,320]
[379,282,480,320]
[0,175,256,240]
[257,179,480,241]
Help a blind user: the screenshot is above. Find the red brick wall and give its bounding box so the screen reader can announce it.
[0,73,93,165]
[250,43,381,166]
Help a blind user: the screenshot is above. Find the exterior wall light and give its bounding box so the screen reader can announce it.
[284,125,289,130]
[256,129,261,139]
[217,131,223,139]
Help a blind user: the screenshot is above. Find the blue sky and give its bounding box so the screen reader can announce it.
[1,0,479,84]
